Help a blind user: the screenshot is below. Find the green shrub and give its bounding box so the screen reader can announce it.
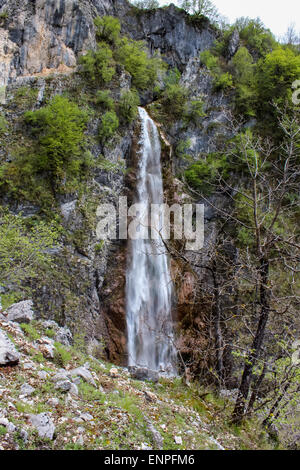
[24,95,89,183]
[213,72,233,91]
[131,0,159,10]
[99,111,119,142]
[185,99,206,124]
[94,16,121,45]
[175,139,193,162]
[0,213,59,294]
[185,153,229,195]
[0,113,8,134]
[256,47,300,112]
[95,90,115,111]
[118,89,140,123]
[200,51,233,91]
[20,323,41,341]
[53,342,72,367]
[161,83,189,118]
[116,37,165,89]
[79,43,115,84]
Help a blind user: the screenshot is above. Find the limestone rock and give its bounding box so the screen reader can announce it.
[6,300,34,324]
[55,326,73,346]
[55,380,72,392]
[128,366,159,383]
[0,328,20,366]
[29,413,55,440]
[69,366,96,387]
[19,383,35,397]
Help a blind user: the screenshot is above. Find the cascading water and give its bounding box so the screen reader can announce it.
[126,107,176,375]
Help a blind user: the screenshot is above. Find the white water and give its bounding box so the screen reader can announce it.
[126,107,176,374]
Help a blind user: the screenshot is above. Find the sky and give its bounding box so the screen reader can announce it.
[158,0,300,39]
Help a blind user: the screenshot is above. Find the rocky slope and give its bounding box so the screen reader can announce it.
[0,300,274,450]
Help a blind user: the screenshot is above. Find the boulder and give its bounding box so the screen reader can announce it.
[6,300,35,324]
[128,366,159,383]
[29,413,55,440]
[0,328,20,366]
[69,366,96,387]
[19,383,35,397]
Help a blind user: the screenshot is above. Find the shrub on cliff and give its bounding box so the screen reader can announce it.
[99,111,119,142]
[23,95,89,184]
[79,43,116,84]
[118,89,140,123]
[0,212,59,296]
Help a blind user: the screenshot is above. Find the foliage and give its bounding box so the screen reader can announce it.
[185,99,206,124]
[23,95,89,184]
[161,83,189,118]
[179,0,220,24]
[118,89,140,123]
[185,152,229,195]
[131,0,159,9]
[81,16,165,91]
[79,43,116,84]
[0,213,59,293]
[99,110,119,142]
[116,36,165,89]
[53,342,72,367]
[256,47,300,115]
[200,51,233,91]
[0,113,8,135]
[235,17,276,58]
[215,17,276,59]
[95,90,115,111]
[230,47,256,116]
[20,323,41,341]
[175,139,193,161]
[94,16,121,45]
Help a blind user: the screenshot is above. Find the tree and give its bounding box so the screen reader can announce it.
[180,0,219,23]
[99,111,119,142]
[0,213,59,296]
[79,43,116,84]
[183,106,300,424]
[118,89,140,123]
[24,95,89,185]
[131,0,159,9]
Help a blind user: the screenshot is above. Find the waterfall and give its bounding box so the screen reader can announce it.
[126,107,176,375]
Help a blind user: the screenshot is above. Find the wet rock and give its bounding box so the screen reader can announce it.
[6,300,35,324]
[0,328,20,366]
[29,413,55,440]
[128,366,159,383]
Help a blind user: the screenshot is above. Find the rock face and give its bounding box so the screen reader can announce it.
[0,328,20,366]
[6,300,35,324]
[123,4,216,69]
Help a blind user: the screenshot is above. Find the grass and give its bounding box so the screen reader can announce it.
[20,323,41,341]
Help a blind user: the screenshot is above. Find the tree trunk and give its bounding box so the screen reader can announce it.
[232,258,270,424]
